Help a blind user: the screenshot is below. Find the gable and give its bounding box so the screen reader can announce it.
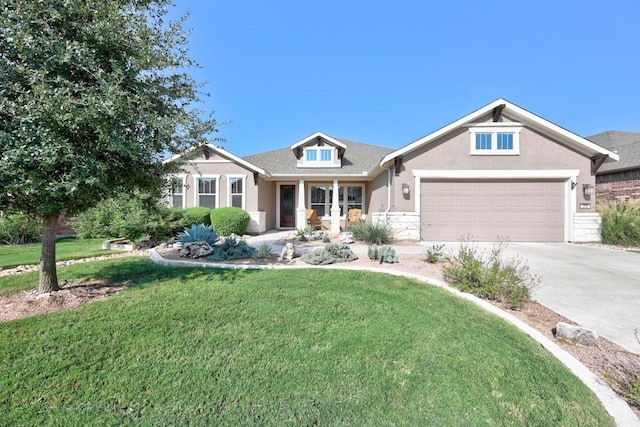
[381,98,619,169]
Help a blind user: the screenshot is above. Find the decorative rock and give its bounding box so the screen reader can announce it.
[280,242,296,261]
[338,232,354,244]
[179,241,213,258]
[554,322,598,347]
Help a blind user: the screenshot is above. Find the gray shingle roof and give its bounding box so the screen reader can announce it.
[243,137,394,177]
[587,131,640,174]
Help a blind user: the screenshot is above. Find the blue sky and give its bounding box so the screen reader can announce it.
[168,0,640,157]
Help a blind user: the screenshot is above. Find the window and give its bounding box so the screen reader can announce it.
[228,176,245,209]
[470,127,521,155]
[197,176,218,208]
[310,186,327,217]
[309,185,364,217]
[169,176,184,208]
[302,147,334,166]
[306,150,317,162]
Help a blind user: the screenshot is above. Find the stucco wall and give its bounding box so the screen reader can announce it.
[177,157,260,211]
[392,125,596,213]
[596,170,640,202]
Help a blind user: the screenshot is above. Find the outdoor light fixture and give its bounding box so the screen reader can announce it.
[583,184,594,196]
[402,183,410,196]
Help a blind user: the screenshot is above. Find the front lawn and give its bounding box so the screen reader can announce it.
[0,259,613,426]
[0,237,119,269]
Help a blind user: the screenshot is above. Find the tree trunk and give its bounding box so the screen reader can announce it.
[39,214,60,294]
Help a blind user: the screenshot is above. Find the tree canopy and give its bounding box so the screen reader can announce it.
[0,0,217,292]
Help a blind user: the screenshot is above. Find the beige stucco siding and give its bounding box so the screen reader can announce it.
[178,160,260,210]
[258,179,276,229]
[393,126,595,213]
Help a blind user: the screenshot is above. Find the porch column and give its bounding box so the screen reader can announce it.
[296,179,306,231]
[330,179,341,235]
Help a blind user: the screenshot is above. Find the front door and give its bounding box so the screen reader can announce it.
[280,185,296,228]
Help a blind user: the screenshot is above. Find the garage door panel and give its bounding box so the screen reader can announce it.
[421,180,565,242]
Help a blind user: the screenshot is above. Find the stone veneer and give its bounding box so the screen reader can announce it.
[371,212,420,241]
[596,170,640,202]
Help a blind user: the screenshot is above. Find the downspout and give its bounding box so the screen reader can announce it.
[385,167,392,222]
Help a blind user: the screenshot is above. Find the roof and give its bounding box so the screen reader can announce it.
[244,136,393,178]
[164,143,268,176]
[587,131,640,174]
[381,98,619,167]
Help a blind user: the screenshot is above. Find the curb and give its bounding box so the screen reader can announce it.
[149,249,639,426]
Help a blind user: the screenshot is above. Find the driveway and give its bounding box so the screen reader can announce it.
[498,243,640,355]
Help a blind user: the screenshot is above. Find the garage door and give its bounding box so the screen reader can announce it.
[420,180,565,242]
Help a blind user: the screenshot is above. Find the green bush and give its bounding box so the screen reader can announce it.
[210,207,250,236]
[349,221,393,244]
[597,200,640,245]
[443,241,540,310]
[71,193,183,243]
[182,207,212,227]
[0,213,41,245]
[207,238,256,261]
[302,243,358,265]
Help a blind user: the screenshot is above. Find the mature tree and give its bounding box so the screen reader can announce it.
[0,0,216,293]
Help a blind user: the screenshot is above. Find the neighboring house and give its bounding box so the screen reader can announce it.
[587,131,640,202]
[166,99,618,242]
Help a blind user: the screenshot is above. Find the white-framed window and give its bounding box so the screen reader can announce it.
[469,127,521,155]
[168,175,186,208]
[302,146,334,167]
[196,175,220,208]
[228,175,246,209]
[308,184,365,217]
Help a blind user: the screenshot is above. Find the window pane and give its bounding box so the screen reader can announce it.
[198,178,216,194]
[310,186,327,217]
[475,133,492,150]
[306,150,317,161]
[497,133,513,150]
[320,149,332,161]
[230,177,243,194]
[171,195,183,208]
[171,177,183,195]
[231,195,242,208]
[199,195,216,208]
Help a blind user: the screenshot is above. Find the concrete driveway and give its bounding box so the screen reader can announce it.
[494,243,640,354]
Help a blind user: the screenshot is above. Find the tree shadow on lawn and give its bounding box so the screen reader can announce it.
[87,257,259,289]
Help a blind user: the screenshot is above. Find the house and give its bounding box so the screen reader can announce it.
[166,99,618,242]
[587,131,640,202]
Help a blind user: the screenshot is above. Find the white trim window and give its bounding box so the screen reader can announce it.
[302,146,335,167]
[309,184,365,217]
[228,175,246,209]
[469,127,521,155]
[169,175,186,208]
[197,175,220,208]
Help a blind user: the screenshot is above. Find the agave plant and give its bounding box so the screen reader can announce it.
[178,224,218,246]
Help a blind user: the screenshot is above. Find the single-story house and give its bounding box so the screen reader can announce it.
[165,98,619,242]
[587,131,640,202]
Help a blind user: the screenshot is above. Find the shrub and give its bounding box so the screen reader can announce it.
[254,243,274,259]
[210,207,250,236]
[71,193,182,243]
[597,200,640,245]
[378,246,398,264]
[207,238,256,261]
[423,244,445,264]
[443,241,540,310]
[322,232,331,243]
[302,243,358,265]
[179,224,218,246]
[0,213,41,245]
[182,207,212,227]
[349,222,393,245]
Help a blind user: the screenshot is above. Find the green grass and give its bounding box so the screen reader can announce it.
[0,259,613,426]
[0,237,120,269]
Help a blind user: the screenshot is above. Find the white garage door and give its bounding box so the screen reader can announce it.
[420,180,565,242]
